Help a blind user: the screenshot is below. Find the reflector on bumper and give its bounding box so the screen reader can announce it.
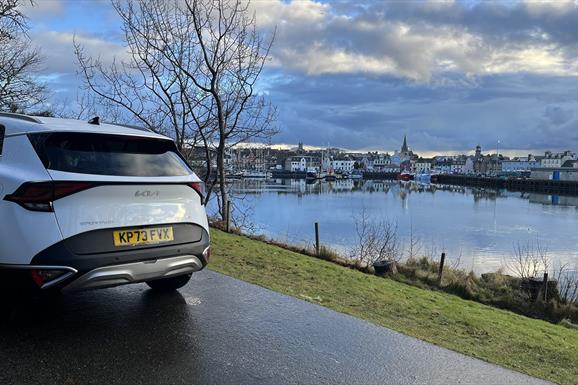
[30,268,77,289]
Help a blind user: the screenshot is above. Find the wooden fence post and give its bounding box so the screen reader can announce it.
[543,272,548,302]
[225,200,231,233]
[438,252,446,285]
[315,222,320,256]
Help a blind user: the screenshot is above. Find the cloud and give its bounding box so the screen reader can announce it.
[265,70,578,153]
[19,0,63,19]
[522,0,577,17]
[18,0,578,154]
[31,30,127,77]
[254,0,578,81]
[250,0,329,27]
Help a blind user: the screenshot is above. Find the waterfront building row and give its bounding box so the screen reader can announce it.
[191,138,578,178]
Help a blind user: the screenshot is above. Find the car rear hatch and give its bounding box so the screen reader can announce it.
[24,132,208,245]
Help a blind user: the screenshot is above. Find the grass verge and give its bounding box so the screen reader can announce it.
[208,229,577,385]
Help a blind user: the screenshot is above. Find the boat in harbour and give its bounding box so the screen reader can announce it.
[398,172,413,181]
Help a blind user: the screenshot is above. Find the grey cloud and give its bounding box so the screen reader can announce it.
[30,30,128,78]
[263,1,578,80]
[543,105,575,126]
[266,70,578,152]
[20,0,578,156]
[377,1,578,43]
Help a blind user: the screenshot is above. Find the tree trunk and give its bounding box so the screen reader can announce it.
[217,138,228,221]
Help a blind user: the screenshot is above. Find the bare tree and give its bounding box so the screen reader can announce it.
[508,240,550,279]
[0,0,46,111]
[352,209,375,265]
[553,263,578,304]
[405,220,422,261]
[351,209,400,268]
[75,0,277,219]
[0,0,29,39]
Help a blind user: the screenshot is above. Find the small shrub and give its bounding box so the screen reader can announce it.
[559,318,578,330]
[252,234,268,242]
[318,245,341,262]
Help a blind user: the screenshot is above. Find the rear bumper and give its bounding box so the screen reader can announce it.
[0,225,209,292]
[61,254,204,292]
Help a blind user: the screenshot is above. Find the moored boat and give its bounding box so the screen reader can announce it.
[398,172,413,181]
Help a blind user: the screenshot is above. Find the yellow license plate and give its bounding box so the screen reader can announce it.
[113,226,174,247]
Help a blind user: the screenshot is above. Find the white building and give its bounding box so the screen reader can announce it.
[463,158,475,175]
[414,158,433,173]
[331,158,355,172]
[502,155,541,172]
[541,150,577,168]
[285,156,319,172]
[432,160,452,174]
[372,153,392,171]
[360,156,373,170]
[450,160,466,174]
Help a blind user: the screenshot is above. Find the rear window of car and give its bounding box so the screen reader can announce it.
[28,132,192,177]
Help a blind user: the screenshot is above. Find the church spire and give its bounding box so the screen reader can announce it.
[401,135,408,153]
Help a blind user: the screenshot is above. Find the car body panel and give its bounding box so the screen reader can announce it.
[1,115,168,140]
[31,225,210,276]
[0,115,210,289]
[0,135,64,265]
[51,183,208,240]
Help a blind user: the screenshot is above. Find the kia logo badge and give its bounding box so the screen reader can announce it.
[135,190,160,198]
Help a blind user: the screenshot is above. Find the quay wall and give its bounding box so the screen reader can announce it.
[436,174,578,195]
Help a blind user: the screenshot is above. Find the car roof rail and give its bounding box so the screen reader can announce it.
[0,112,43,124]
[105,121,155,133]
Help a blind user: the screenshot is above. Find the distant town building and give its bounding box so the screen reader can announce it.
[415,158,433,173]
[451,158,466,174]
[285,155,319,173]
[541,150,577,168]
[434,159,452,174]
[531,167,578,181]
[331,158,355,172]
[471,145,506,176]
[501,155,541,173]
[222,137,578,180]
[391,135,418,165]
[232,147,269,172]
[562,159,578,168]
[392,135,417,171]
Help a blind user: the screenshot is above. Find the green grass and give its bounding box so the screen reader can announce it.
[208,229,578,385]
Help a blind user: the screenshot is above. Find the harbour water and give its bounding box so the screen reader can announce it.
[217,179,578,274]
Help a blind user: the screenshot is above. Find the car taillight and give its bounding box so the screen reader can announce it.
[30,269,76,288]
[188,182,205,203]
[4,181,95,212]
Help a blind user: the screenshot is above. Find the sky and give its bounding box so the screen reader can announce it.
[19,0,578,155]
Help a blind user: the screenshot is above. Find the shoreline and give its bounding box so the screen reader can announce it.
[211,222,578,326]
[209,227,578,385]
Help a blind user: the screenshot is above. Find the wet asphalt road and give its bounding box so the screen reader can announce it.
[0,270,551,385]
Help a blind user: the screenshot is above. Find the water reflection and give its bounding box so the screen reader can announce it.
[225,179,578,274]
[232,179,578,208]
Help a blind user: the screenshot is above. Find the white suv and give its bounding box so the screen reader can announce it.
[0,113,210,294]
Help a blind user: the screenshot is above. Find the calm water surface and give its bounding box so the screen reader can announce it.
[220,179,578,274]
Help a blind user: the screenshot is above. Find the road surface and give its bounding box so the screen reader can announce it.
[0,270,551,385]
